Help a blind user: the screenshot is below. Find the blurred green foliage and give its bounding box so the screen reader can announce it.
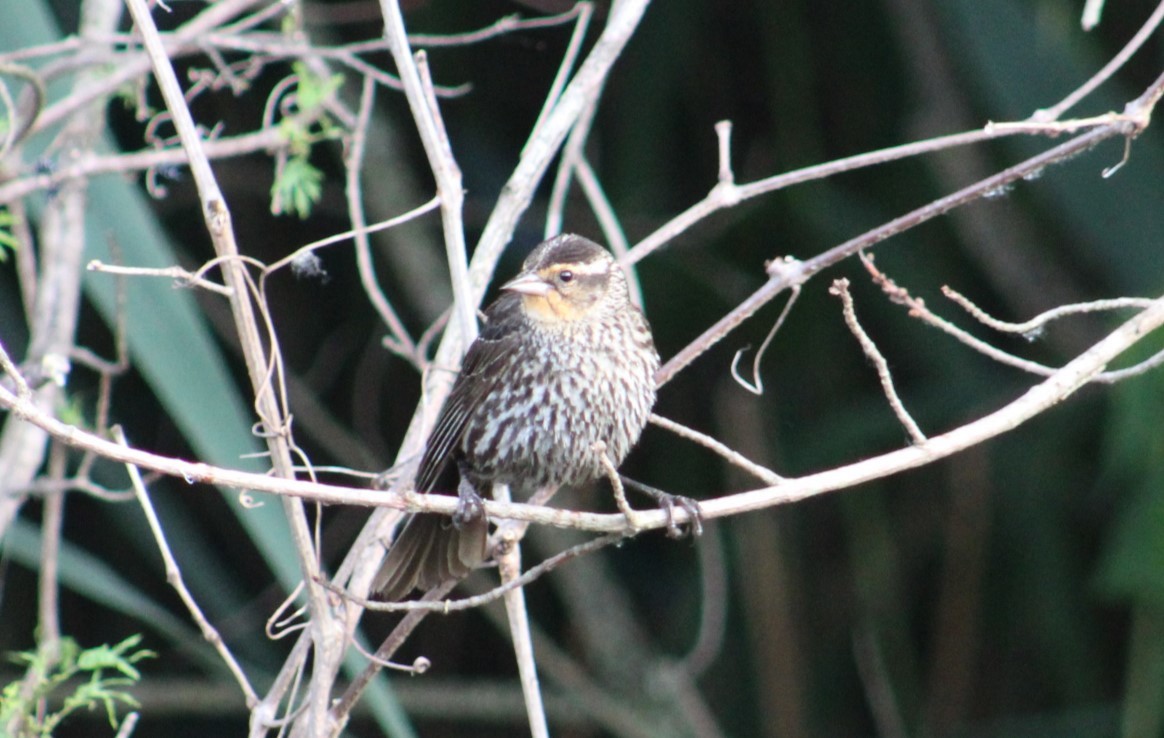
[1,634,153,736]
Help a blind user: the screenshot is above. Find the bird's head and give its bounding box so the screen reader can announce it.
[501,234,627,324]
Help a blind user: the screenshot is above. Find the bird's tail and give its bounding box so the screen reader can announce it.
[371,513,488,602]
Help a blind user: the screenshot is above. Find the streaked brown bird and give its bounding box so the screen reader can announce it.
[373,234,660,601]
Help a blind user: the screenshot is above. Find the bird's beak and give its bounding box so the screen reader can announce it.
[501,272,553,297]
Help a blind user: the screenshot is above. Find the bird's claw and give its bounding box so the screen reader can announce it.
[657,494,704,539]
[452,478,487,528]
[453,493,485,528]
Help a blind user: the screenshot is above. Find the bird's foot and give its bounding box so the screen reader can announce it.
[654,493,704,539]
[452,476,487,529]
[620,475,703,539]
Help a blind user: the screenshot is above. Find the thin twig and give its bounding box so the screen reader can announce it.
[653,123,1127,388]
[266,582,310,641]
[831,277,926,444]
[113,712,139,738]
[347,637,429,674]
[0,62,45,154]
[493,483,550,738]
[1037,0,1164,119]
[575,157,636,289]
[1100,347,1164,382]
[38,446,65,659]
[715,120,734,185]
[3,288,1164,534]
[596,441,648,531]
[379,3,475,347]
[864,255,1060,377]
[0,124,296,204]
[76,240,131,484]
[544,94,595,237]
[115,426,259,707]
[264,197,441,276]
[942,287,1154,337]
[330,581,457,729]
[0,338,31,399]
[6,445,64,738]
[22,476,134,502]
[0,36,83,65]
[217,0,294,35]
[86,261,235,296]
[648,413,784,485]
[410,6,587,47]
[122,0,333,730]
[525,2,594,161]
[345,75,420,364]
[867,255,1164,385]
[350,533,622,612]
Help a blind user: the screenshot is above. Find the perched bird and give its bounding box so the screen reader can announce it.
[373,234,660,601]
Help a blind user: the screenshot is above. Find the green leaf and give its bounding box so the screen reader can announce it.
[292,61,344,114]
[271,155,324,219]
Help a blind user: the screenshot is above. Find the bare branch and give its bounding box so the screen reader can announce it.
[6,284,1164,532]
[493,483,550,738]
[345,75,420,364]
[116,427,259,707]
[32,0,271,137]
[942,287,1154,337]
[86,261,235,296]
[868,255,1164,385]
[1037,0,1164,119]
[649,413,784,486]
[353,533,622,613]
[654,122,1129,388]
[122,0,335,729]
[379,2,474,345]
[596,441,648,531]
[831,277,926,444]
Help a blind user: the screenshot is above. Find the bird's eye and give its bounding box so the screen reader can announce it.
[557,270,574,283]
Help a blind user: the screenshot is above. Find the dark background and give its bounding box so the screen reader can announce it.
[3,0,1164,736]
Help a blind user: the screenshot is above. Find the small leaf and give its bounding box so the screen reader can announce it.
[292,61,344,113]
[271,156,324,219]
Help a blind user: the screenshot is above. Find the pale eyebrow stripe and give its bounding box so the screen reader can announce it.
[550,260,608,276]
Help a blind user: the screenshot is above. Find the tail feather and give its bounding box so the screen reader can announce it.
[371,513,488,602]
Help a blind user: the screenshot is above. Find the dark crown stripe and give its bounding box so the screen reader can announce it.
[534,234,606,269]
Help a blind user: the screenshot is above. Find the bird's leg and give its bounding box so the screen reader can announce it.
[452,460,487,528]
[620,476,704,539]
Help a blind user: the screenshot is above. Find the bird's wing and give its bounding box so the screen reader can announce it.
[414,294,525,493]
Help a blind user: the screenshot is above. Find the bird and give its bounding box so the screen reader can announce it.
[372,234,661,601]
